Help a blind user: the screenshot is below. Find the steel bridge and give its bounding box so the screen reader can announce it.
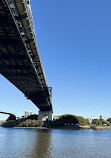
[0,0,53,120]
[0,111,16,120]
[0,111,14,115]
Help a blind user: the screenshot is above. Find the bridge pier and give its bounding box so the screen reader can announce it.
[38,110,53,121]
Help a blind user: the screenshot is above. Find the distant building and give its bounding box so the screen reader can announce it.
[54,115,63,120]
[86,118,93,124]
[100,115,102,120]
[25,110,32,118]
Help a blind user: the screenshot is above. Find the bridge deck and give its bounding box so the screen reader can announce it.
[0,0,52,111]
[0,111,13,115]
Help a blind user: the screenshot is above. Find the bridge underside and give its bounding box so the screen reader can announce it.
[0,0,52,111]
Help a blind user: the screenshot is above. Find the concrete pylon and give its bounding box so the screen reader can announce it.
[38,110,53,121]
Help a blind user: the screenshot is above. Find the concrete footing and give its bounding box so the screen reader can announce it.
[38,110,53,121]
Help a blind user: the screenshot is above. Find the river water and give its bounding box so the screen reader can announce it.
[0,127,111,158]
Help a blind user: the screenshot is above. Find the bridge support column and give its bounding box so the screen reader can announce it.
[38,110,53,121]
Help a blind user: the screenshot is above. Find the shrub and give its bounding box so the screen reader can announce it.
[47,120,64,127]
[92,119,102,126]
[17,119,43,127]
[76,116,90,126]
[2,120,18,127]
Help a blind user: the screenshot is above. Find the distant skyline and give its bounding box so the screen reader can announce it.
[1,0,111,120]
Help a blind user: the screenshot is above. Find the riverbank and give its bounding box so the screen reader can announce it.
[80,125,111,130]
[84,125,111,130]
[13,125,111,130]
[14,125,84,130]
[95,126,111,129]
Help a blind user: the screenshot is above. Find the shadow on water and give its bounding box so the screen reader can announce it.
[27,129,52,158]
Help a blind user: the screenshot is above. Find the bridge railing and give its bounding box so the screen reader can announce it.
[23,0,48,89]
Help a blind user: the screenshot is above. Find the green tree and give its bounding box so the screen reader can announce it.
[105,121,110,126]
[7,114,16,121]
[76,116,90,126]
[2,120,18,127]
[61,114,78,125]
[27,114,38,120]
[92,119,102,126]
[107,118,111,123]
[102,120,110,126]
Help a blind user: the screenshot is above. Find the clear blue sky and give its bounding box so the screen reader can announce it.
[0,0,111,120]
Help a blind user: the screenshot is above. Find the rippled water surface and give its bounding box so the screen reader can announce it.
[0,127,111,158]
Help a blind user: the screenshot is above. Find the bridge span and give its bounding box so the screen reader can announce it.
[0,111,14,115]
[0,111,16,120]
[0,0,53,120]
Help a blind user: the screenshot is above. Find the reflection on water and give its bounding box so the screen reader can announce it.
[0,127,111,158]
[30,130,52,158]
